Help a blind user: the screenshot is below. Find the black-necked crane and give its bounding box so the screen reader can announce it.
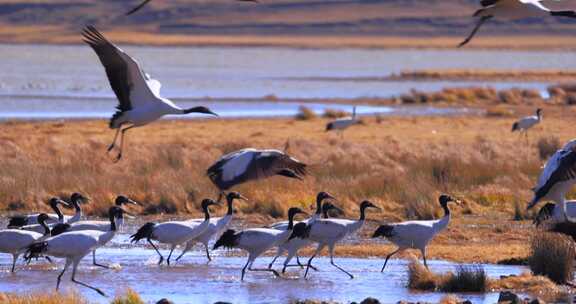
[267,192,337,272]
[213,207,307,281]
[527,139,576,222]
[275,202,343,273]
[325,106,360,137]
[175,192,248,262]
[459,0,576,47]
[372,195,460,271]
[303,200,380,279]
[511,108,542,138]
[8,197,70,227]
[207,148,307,201]
[130,199,218,265]
[49,196,138,268]
[0,214,51,272]
[81,26,218,162]
[24,206,128,297]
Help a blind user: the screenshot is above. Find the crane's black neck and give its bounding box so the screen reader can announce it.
[71,198,81,212]
[109,212,117,232]
[359,205,368,221]
[440,201,450,217]
[226,196,234,216]
[287,212,297,230]
[322,209,329,219]
[315,196,323,216]
[40,219,50,236]
[203,205,211,221]
[50,202,64,222]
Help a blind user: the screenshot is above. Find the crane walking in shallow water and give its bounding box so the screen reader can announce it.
[213,207,307,280]
[175,192,248,263]
[130,199,218,265]
[303,200,380,279]
[24,207,129,297]
[372,195,460,271]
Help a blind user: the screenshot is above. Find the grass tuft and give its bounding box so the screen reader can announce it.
[111,288,145,304]
[408,260,486,292]
[529,232,575,284]
[295,106,318,120]
[0,291,87,304]
[536,136,561,161]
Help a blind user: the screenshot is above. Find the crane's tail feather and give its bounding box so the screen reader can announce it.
[372,225,394,238]
[24,241,48,262]
[7,216,27,228]
[213,229,240,250]
[288,222,311,241]
[130,222,156,243]
[511,122,519,132]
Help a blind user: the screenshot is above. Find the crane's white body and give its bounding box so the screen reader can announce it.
[177,214,232,260]
[270,213,321,268]
[384,216,450,251]
[150,220,210,246]
[308,218,364,244]
[234,228,292,256]
[41,230,109,258]
[0,229,46,271]
[15,213,60,226]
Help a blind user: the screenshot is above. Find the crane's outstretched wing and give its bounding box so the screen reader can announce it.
[529,147,576,209]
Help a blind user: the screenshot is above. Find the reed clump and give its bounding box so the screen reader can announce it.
[111,288,145,304]
[529,232,575,284]
[295,106,318,120]
[407,260,486,292]
[0,291,87,304]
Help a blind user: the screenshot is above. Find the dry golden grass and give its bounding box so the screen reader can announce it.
[0,291,87,304]
[1,105,575,262]
[390,69,576,82]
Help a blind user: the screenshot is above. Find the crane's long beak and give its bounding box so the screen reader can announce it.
[239,194,249,201]
[58,199,71,208]
[127,198,140,206]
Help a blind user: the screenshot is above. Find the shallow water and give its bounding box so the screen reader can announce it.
[0,231,528,304]
[0,44,567,119]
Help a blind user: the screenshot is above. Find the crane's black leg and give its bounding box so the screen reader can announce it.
[71,259,106,297]
[204,243,212,262]
[381,249,400,272]
[305,244,325,278]
[92,250,109,269]
[241,257,252,281]
[107,127,122,153]
[11,254,17,273]
[56,258,72,291]
[114,125,136,162]
[148,239,164,265]
[421,248,429,269]
[166,246,175,266]
[328,245,353,279]
[458,16,492,48]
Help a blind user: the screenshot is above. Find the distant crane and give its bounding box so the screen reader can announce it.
[325,106,361,137]
[82,26,218,162]
[213,207,307,280]
[207,148,307,201]
[0,214,50,272]
[511,108,542,138]
[372,195,460,271]
[459,0,576,47]
[175,192,248,262]
[303,200,380,279]
[130,199,218,265]
[24,207,128,297]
